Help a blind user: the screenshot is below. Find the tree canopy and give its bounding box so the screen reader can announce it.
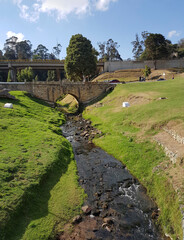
[131,31,149,60]
[144,33,169,60]
[98,39,122,61]
[64,34,97,82]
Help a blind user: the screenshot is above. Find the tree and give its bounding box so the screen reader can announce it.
[33,44,49,59]
[0,50,3,59]
[144,33,169,60]
[47,70,56,81]
[131,31,149,60]
[98,39,122,61]
[143,65,151,78]
[178,38,184,48]
[7,70,11,82]
[4,47,16,60]
[16,40,32,59]
[17,67,34,82]
[64,34,97,82]
[53,43,62,59]
[4,36,18,59]
[131,34,143,60]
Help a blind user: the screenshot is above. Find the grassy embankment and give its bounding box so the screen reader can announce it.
[83,77,184,239]
[93,68,184,82]
[0,91,85,240]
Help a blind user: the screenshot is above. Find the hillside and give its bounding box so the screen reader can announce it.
[83,77,184,239]
[93,68,184,82]
[0,92,85,240]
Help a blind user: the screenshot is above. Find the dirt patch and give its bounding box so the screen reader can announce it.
[59,217,98,240]
[126,93,153,105]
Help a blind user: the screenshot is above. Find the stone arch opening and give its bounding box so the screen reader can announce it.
[56,93,79,114]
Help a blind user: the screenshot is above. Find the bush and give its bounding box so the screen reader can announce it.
[143,65,151,78]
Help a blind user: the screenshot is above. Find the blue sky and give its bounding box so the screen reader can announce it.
[0,0,183,59]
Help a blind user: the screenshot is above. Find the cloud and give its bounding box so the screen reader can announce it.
[95,0,118,11]
[6,31,24,41]
[14,0,40,22]
[13,0,118,22]
[168,30,181,38]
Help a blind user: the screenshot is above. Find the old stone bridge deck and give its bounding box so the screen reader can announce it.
[0,81,114,107]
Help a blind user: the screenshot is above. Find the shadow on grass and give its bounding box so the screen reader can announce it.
[0,97,29,109]
[3,142,73,240]
[24,93,54,108]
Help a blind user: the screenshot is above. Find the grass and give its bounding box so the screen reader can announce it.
[93,68,183,83]
[83,77,184,239]
[0,91,85,240]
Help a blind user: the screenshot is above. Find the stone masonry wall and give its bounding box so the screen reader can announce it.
[104,59,184,72]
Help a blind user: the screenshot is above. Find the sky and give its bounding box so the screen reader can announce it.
[0,0,184,60]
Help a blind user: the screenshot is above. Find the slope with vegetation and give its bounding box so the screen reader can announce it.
[93,68,183,83]
[83,77,184,239]
[0,92,85,240]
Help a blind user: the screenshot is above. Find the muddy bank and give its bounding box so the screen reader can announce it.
[59,116,164,240]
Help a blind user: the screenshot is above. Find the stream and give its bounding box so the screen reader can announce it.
[60,115,164,240]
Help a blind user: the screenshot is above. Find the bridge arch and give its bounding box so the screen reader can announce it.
[0,82,115,112]
[57,93,79,113]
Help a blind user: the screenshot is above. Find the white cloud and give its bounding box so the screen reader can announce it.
[95,0,118,11]
[13,0,118,22]
[14,0,40,22]
[6,31,24,41]
[168,30,181,38]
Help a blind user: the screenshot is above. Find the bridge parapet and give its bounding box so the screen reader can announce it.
[0,81,114,107]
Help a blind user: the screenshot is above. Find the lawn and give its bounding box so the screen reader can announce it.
[83,77,184,239]
[0,91,85,240]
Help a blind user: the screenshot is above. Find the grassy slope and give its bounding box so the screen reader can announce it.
[93,68,182,82]
[0,92,85,240]
[83,77,184,239]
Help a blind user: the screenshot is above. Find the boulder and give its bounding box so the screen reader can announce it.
[82,205,91,214]
[4,103,13,109]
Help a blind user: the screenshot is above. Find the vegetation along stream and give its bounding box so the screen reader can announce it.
[59,115,164,240]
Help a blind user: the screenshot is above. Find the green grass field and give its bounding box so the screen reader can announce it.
[83,77,184,239]
[0,92,85,240]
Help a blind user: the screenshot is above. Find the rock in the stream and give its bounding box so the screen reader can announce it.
[82,205,91,214]
[72,215,82,224]
[103,217,114,225]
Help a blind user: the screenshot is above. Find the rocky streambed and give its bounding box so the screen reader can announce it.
[59,116,164,240]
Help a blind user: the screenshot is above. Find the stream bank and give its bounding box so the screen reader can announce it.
[58,115,164,240]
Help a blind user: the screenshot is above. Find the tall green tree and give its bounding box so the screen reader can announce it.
[47,70,56,81]
[4,47,16,60]
[53,43,62,59]
[144,33,169,60]
[16,40,32,59]
[7,70,11,82]
[131,34,144,60]
[98,39,122,61]
[0,50,3,59]
[131,31,149,60]
[4,36,18,59]
[65,34,97,82]
[17,67,34,82]
[33,44,49,60]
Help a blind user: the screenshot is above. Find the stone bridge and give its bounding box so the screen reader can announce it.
[0,81,114,109]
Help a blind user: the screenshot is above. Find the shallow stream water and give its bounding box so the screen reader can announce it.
[61,116,163,240]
